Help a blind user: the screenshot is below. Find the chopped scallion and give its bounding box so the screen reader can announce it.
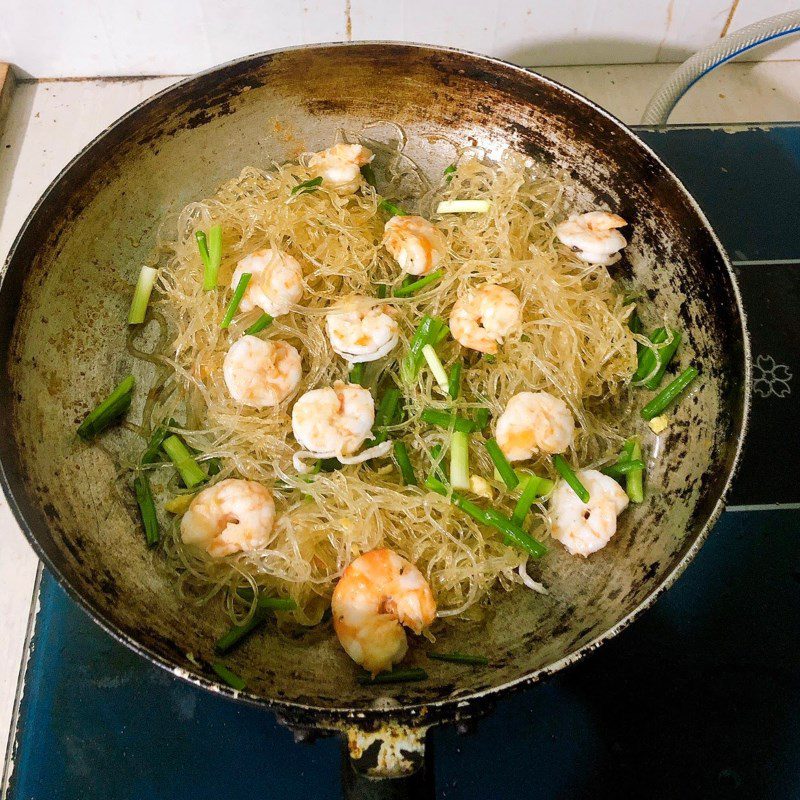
[400,316,445,383]
[633,328,682,389]
[375,283,388,299]
[449,431,470,491]
[443,164,457,181]
[436,199,491,214]
[212,662,246,691]
[358,667,428,685]
[421,344,449,392]
[601,459,646,479]
[511,474,551,525]
[162,435,207,488]
[421,409,481,434]
[76,375,135,440]
[641,367,699,420]
[378,198,405,217]
[141,419,174,464]
[133,473,159,547]
[448,361,462,400]
[206,225,223,289]
[427,651,488,666]
[349,362,366,386]
[552,454,590,503]
[215,595,297,654]
[220,273,251,329]
[625,437,645,503]
[393,441,417,486]
[485,439,518,490]
[291,176,323,195]
[472,407,490,430]
[393,270,443,298]
[429,444,446,482]
[371,386,402,445]
[127,266,158,324]
[244,313,273,336]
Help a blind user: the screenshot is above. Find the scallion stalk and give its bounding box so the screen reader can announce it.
[641,367,698,420]
[421,409,481,434]
[393,270,443,298]
[393,441,417,486]
[552,454,590,503]
[625,437,645,503]
[601,459,646,479]
[220,273,251,329]
[141,418,174,464]
[76,375,135,440]
[212,662,246,691]
[133,473,159,547]
[429,444,446,482]
[371,386,402,445]
[449,431,470,491]
[349,362,366,386]
[162,435,207,488]
[421,344,449,392]
[215,595,297,654]
[436,199,491,213]
[291,176,323,195]
[511,474,550,525]
[127,266,158,324]
[400,316,444,383]
[634,328,682,389]
[244,313,273,336]
[206,225,223,289]
[443,165,457,182]
[448,361,462,400]
[375,283,388,299]
[484,439,519,490]
[378,198,406,217]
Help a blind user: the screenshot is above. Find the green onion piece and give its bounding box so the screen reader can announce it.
[212,662,246,691]
[400,316,444,383]
[633,328,676,385]
[196,230,211,272]
[421,409,481,434]
[641,366,699,420]
[378,198,405,217]
[375,283,388,299]
[628,309,642,334]
[205,224,223,290]
[434,324,450,345]
[421,344,449,392]
[448,361,462,400]
[141,418,173,464]
[425,476,546,558]
[485,439,518,490]
[372,387,402,446]
[483,353,496,364]
[644,330,682,389]
[360,163,376,187]
[349,362,366,386]
[128,266,158,324]
[552,454,590,503]
[220,273,251,329]
[449,431,470,491]
[601,459,646,479]
[244,313,273,336]
[236,587,298,610]
[472,407,490,429]
[427,651,488,666]
[162,435,207,488]
[429,444,446,482]
[291,176,323,196]
[393,270,443,298]
[76,375,135,440]
[393,441,417,486]
[512,474,546,525]
[436,199,491,213]
[443,165,457,181]
[133,473,159,547]
[215,595,297,654]
[358,667,428,685]
[625,437,645,503]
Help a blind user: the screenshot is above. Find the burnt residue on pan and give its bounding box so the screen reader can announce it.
[0,44,748,735]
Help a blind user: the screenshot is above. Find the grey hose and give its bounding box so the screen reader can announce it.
[642,9,800,126]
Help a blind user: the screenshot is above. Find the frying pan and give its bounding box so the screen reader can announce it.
[0,43,749,797]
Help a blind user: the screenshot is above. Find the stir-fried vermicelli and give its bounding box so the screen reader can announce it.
[137,138,637,627]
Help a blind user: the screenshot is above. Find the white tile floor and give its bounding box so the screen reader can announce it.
[1,60,798,770]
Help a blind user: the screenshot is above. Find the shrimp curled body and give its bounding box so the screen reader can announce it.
[495,391,574,461]
[550,470,629,556]
[382,215,447,276]
[332,548,437,674]
[308,143,374,194]
[555,211,627,266]
[326,296,399,364]
[181,478,276,558]
[231,248,304,318]
[449,283,522,354]
[223,336,302,408]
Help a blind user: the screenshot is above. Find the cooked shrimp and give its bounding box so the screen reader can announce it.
[181,478,276,558]
[223,336,302,408]
[382,215,447,276]
[550,470,628,557]
[555,211,627,266]
[449,283,522,354]
[307,143,374,194]
[495,391,574,461]
[231,248,303,318]
[326,296,399,363]
[332,548,437,674]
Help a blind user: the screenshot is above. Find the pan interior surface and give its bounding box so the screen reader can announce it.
[1,44,746,725]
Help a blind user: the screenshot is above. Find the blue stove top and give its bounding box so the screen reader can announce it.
[4,123,800,800]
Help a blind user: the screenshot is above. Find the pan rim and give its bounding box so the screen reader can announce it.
[0,40,751,729]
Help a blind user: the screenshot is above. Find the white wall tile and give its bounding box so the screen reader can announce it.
[0,0,799,78]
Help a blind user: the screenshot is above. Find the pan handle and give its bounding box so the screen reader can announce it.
[341,726,433,799]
